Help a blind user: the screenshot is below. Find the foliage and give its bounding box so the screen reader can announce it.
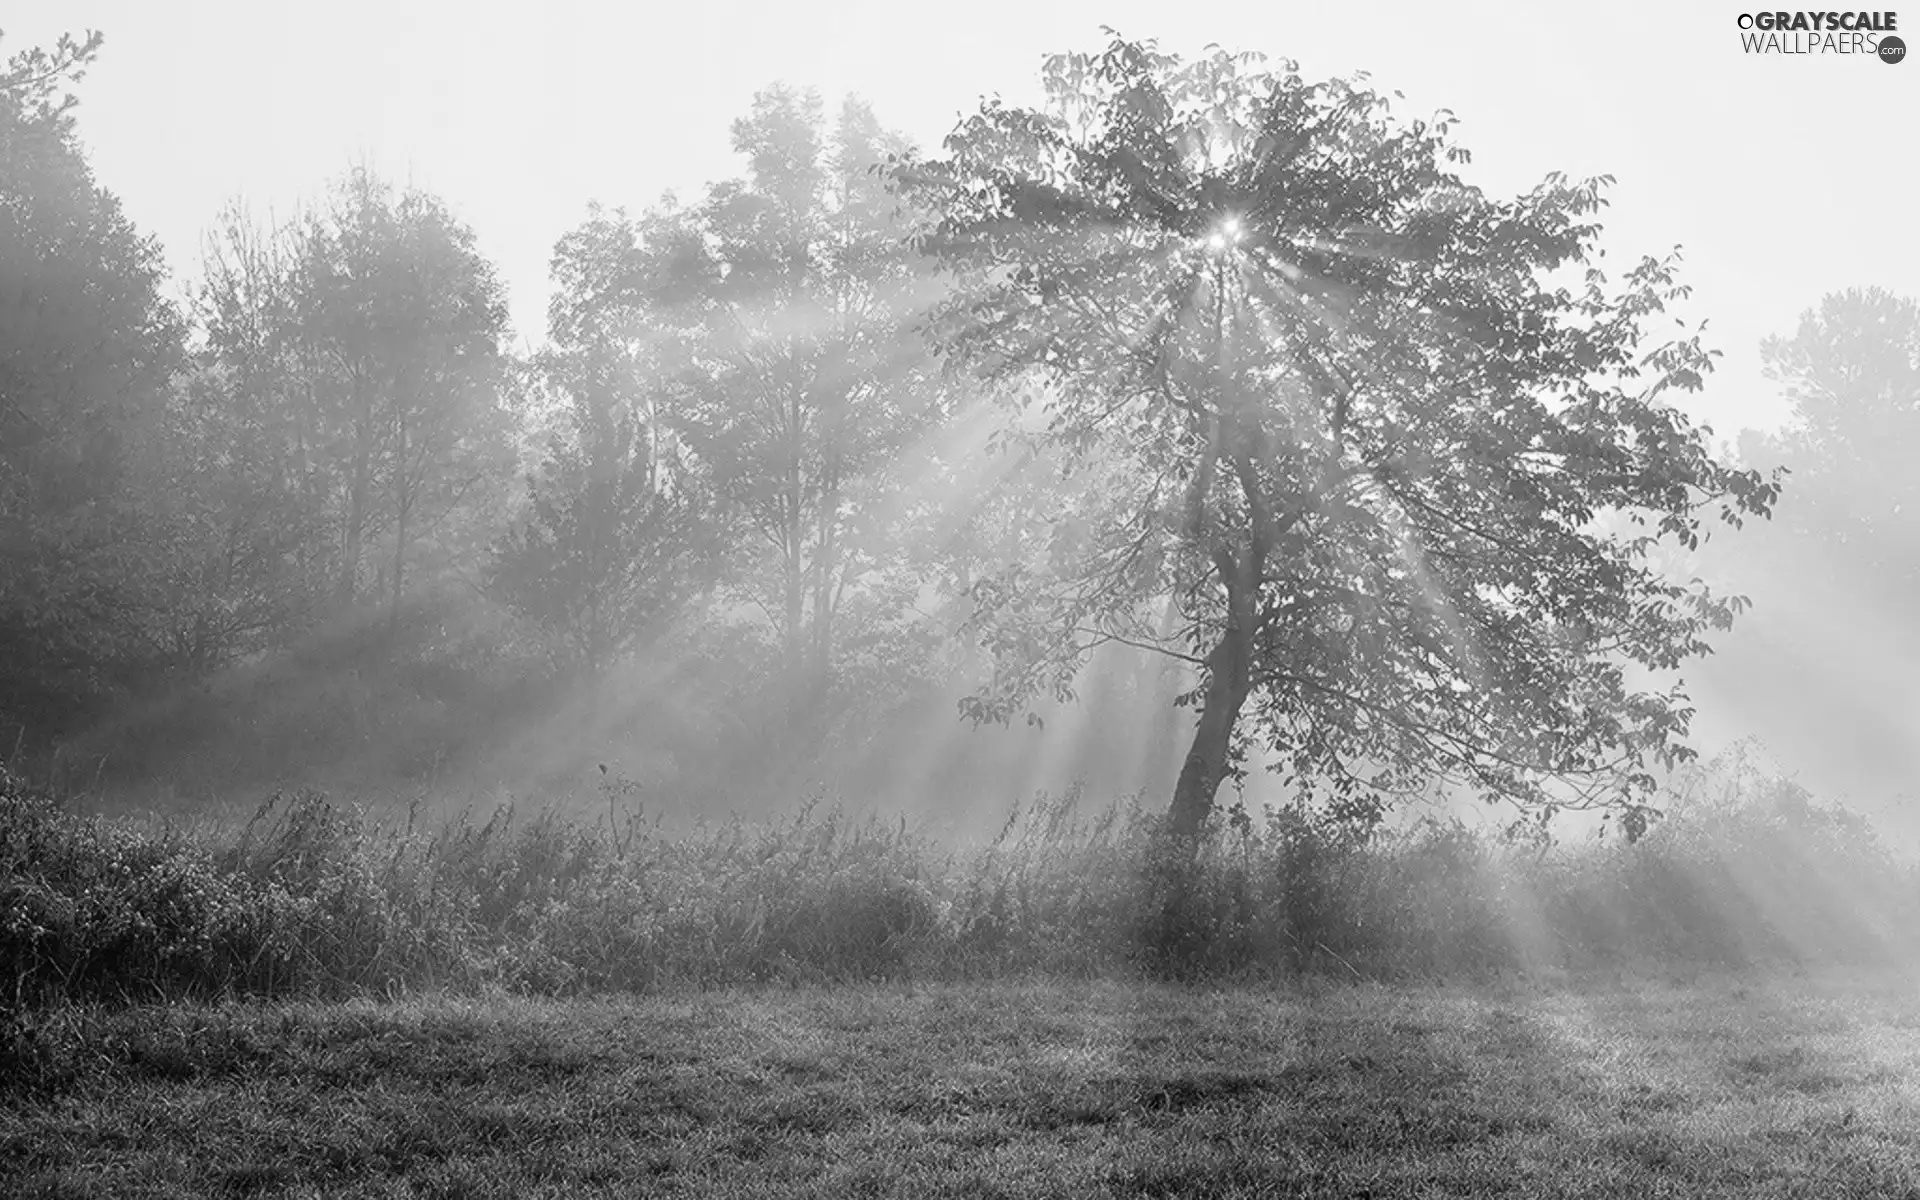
[1685,289,1920,795]
[1747,287,1920,598]
[487,212,712,673]
[57,588,544,798]
[117,363,329,680]
[286,169,516,615]
[5,755,1914,1021]
[908,36,1781,835]
[627,89,948,714]
[0,28,187,738]
[5,29,1905,992]
[1,32,524,764]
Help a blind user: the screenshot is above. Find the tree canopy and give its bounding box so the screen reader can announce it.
[1755,287,1920,599]
[910,37,1780,835]
[488,208,711,674]
[2,28,1832,831]
[0,29,185,729]
[593,89,949,724]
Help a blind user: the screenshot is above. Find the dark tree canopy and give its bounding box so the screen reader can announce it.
[0,30,186,731]
[910,38,1779,835]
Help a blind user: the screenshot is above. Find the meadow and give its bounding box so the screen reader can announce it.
[8,974,1920,1197]
[6,761,1920,1196]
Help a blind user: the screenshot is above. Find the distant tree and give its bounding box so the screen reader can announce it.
[120,361,327,678]
[1753,287,1920,599]
[912,37,1780,838]
[631,89,947,720]
[490,352,706,673]
[196,172,514,636]
[295,170,513,625]
[489,209,710,673]
[0,29,187,733]
[195,203,342,605]
[116,205,346,679]
[1673,287,1920,792]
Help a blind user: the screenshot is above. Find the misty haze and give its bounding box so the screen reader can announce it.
[4,4,1920,1196]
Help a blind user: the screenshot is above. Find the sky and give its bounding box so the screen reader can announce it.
[10,0,1917,443]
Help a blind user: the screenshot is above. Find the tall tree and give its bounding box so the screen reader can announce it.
[197,172,514,633]
[912,38,1779,837]
[296,169,512,624]
[635,89,946,718]
[149,204,345,672]
[0,29,186,734]
[198,203,344,598]
[489,208,710,673]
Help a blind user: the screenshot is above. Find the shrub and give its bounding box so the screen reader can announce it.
[3,748,1916,1022]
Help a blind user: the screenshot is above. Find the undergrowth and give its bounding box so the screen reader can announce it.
[4,749,1915,1046]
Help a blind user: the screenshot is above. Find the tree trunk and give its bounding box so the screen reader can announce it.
[1166,546,1258,840]
[1167,625,1254,839]
[340,378,373,606]
[341,461,366,604]
[389,494,409,638]
[810,478,839,694]
[783,539,806,681]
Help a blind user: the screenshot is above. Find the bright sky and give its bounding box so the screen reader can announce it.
[11,0,1917,440]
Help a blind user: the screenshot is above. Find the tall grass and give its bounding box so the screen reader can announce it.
[5,752,1917,1025]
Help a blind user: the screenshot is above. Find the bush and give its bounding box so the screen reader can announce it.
[3,750,1916,1023]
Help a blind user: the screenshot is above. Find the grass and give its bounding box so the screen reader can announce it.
[7,971,1920,1197]
[8,752,1920,1194]
[10,754,1919,1016]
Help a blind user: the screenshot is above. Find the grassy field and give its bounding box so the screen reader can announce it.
[7,970,1920,1198]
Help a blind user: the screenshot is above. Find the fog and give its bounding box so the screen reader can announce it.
[4,5,1917,863]
[16,19,1920,1197]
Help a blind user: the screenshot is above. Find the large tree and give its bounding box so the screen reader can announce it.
[193,204,342,614]
[0,30,187,733]
[119,361,325,679]
[912,38,1779,837]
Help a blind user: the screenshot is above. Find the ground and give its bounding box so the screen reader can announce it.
[6,970,1920,1198]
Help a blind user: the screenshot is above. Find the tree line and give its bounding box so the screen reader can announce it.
[5,30,1913,834]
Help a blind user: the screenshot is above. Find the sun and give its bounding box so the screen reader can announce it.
[1204,215,1245,255]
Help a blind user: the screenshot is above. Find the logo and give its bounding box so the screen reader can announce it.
[1736,10,1904,59]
